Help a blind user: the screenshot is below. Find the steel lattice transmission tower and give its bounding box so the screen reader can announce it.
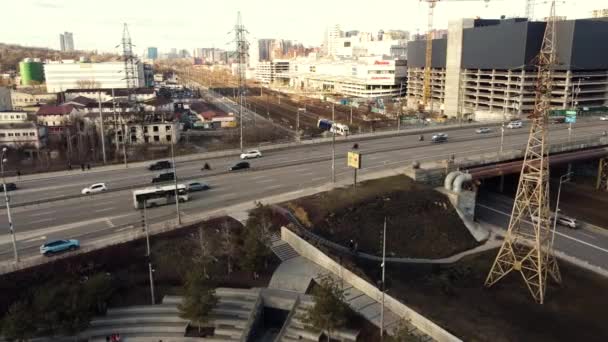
[485,1,561,304]
[233,12,249,152]
[120,23,138,106]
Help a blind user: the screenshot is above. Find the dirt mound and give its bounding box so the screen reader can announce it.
[288,175,479,259]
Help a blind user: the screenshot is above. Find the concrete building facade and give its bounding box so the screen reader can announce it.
[59,32,74,52]
[255,60,291,84]
[0,87,11,111]
[407,18,608,120]
[0,112,46,149]
[44,60,145,93]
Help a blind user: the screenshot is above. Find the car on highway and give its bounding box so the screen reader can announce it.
[555,215,577,229]
[507,121,523,129]
[431,133,448,143]
[152,172,175,183]
[600,116,608,121]
[240,150,262,159]
[148,160,172,171]
[229,161,250,171]
[475,127,492,134]
[1,183,17,192]
[188,182,210,192]
[40,239,80,256]
[81,183,108,195]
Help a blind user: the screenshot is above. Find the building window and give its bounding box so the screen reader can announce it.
[153,126,159,132]
[165,125,171,131]
[0,133,5,137]
[118,136,123,143]
[8,133,13,137]
[131,135,137,143]
[29,132,35,136]
[14,133,20,137]
[130,127,136,133]
[153,135,160,142]
[166,135,172,142]
[144,136,149,143]
[143,126,148,133]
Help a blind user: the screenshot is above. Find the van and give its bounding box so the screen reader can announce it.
[507,121,523,129]
[148,160,172,171]
[152,172,175,183]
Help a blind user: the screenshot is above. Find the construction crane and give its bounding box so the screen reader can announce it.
[485,0,560,304]
[419,0,491,111]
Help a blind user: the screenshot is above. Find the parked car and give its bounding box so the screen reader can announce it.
[188,182,210,192]
[148,160,172,171]
[240,150,262,159]
[229,162,250,171]
[1,183,17,192]
[507,121,523,129]
[152,172,175,183]
[431,133,448,143]
[40,239,80,256]
[475,127,492,134]
[81,183,107,195]
[600,116,608,121]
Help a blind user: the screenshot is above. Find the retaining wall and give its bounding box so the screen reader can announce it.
[281,227,462,342]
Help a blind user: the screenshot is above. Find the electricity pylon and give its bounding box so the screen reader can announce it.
[485,0,561,304]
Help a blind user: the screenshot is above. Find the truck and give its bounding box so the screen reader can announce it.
[317,119,334,131]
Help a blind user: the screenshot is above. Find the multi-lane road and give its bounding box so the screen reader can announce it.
[1,120,607,262]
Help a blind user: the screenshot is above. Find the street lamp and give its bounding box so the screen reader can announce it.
[552,172,572,242]
[1,147,19,263]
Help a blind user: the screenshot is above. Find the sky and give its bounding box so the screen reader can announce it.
[0,0,604,54]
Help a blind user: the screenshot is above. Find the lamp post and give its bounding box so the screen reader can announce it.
[1,148,19,263]
[552,173,572,245]
[500,122,505,155]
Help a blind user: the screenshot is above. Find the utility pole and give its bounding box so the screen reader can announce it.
[142,201,155,304]
[380,216,387,340]
[500,122,505,155]
[350,104,353,125]
[332,103,336,183]
[98,92,107,164]
[1,148,18,263]
[170,140,181,225]
[112,88,128,168]
[398,82,403,131]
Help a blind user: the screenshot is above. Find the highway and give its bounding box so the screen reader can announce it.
[1,120,607,262]
[477,192,608,270]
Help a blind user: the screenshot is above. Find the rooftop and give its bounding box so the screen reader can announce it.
[37,105,76,116]
[64,88,155,96]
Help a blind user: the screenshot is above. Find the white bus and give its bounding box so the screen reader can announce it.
[132,184,189,209]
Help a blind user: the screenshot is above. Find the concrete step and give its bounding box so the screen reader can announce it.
[106,304,179,316]
[214,326,243,339]
[217,297,255,308]
[215,287,259,299]
[209,316,248,328]
[210,307,251,318]
[84,323,187,338]
[285,326,321,341]
[91,315,188,327]
[271,243,299,261]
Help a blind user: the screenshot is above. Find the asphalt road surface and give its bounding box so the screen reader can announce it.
[1,120,607,262]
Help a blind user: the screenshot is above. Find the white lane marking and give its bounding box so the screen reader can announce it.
[267,184,282,190]
[94,207,116,213]
[30,218,53,224]
[257,178,274,183]
[250,175,268,180]
[478,204,608,255]
[105,218,115,228]
[29,210,56,217]
[23,235,46,243]
[115,225,134,232]
[311,177,326,182]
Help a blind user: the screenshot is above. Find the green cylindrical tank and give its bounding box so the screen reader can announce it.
[19,58,44,85]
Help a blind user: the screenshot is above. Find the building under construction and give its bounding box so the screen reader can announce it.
[406,17,608,120]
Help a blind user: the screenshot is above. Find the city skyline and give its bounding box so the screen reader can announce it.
[1,0,604,53]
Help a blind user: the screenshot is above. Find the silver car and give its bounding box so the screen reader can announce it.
[476,127,492,134]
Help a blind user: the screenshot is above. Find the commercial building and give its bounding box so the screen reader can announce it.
[19,58,45,85]
[10,90,56,111]
[59,32,74,52]
[0,111,46,149]
[44,60,145,93]
[288,57,407,98]
[255,60,290,84]
[147,47,158,60]
[406,17,608,120]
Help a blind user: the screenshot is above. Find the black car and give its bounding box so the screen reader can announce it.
[1,183,17,191]
[152,172,175,183]
[431,133,448,143]
[148,160,172,171]
[229,162,250,171]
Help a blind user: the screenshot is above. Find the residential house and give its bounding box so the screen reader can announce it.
[36,104,81,136]
[10,90,57,111]
[0,111,46,149]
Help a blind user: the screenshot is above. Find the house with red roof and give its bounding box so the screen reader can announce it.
[36,104,81,135]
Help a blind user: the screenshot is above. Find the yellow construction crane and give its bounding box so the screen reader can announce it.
[419,0,491,111]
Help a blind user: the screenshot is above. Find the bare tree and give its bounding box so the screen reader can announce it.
[219,220,240,274]
[75,79,101,89]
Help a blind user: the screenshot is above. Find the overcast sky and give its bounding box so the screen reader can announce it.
[0,0,603,54]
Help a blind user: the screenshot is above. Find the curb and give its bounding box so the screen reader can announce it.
[580,222,608,238]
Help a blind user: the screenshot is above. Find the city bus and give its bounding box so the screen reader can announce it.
[132,184,189,209]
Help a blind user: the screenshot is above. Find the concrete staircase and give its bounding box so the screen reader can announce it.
[269,233,299,261]
[279,298,322,342]
[208,287,262,341]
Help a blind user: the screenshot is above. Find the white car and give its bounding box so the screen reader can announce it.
[240,150,262,159]
[600,116,608,121]
[507,121,523,129]
[555,215,577,229]
[81,183,107,195]
[475,127,492,134]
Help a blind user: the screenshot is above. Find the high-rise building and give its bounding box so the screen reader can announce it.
[326,24,343,57]
[59,32,74,52]
[147,47,158,60]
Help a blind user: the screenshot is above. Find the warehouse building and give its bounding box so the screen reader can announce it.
[407,17,608,120]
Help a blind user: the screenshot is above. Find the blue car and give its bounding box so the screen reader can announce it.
[40,239,80,256]
[188,182,210,192]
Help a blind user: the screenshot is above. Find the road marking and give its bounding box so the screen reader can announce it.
[257,178,274,183]
[29,210,56,217]
[30,218,53,224]
[93,207,116,213]
[267,184,282,190]
[478,204,608,255]
[105,218,115,228]
[23,236,46,243]
[311,177,326,182]
[250,175,268,180]
[115,225,134,232]
[578,231,598,240]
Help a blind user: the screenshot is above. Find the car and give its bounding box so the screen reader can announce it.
[40,239,80,256]
[148,160,172,171]
[81,183,107,195]
[1,183,17,192]
[600,116,608,121]
[152,172,175,183]
[188,182,210,192]
[431,133,448,143]
[229,161,250,171]
[240,150,262,159]
[555,215,577,229]
[507,121,523,129]
[475,127,492,134]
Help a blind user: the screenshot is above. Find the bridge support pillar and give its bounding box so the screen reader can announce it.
[597,158,608,192]
[499,174,505,193]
